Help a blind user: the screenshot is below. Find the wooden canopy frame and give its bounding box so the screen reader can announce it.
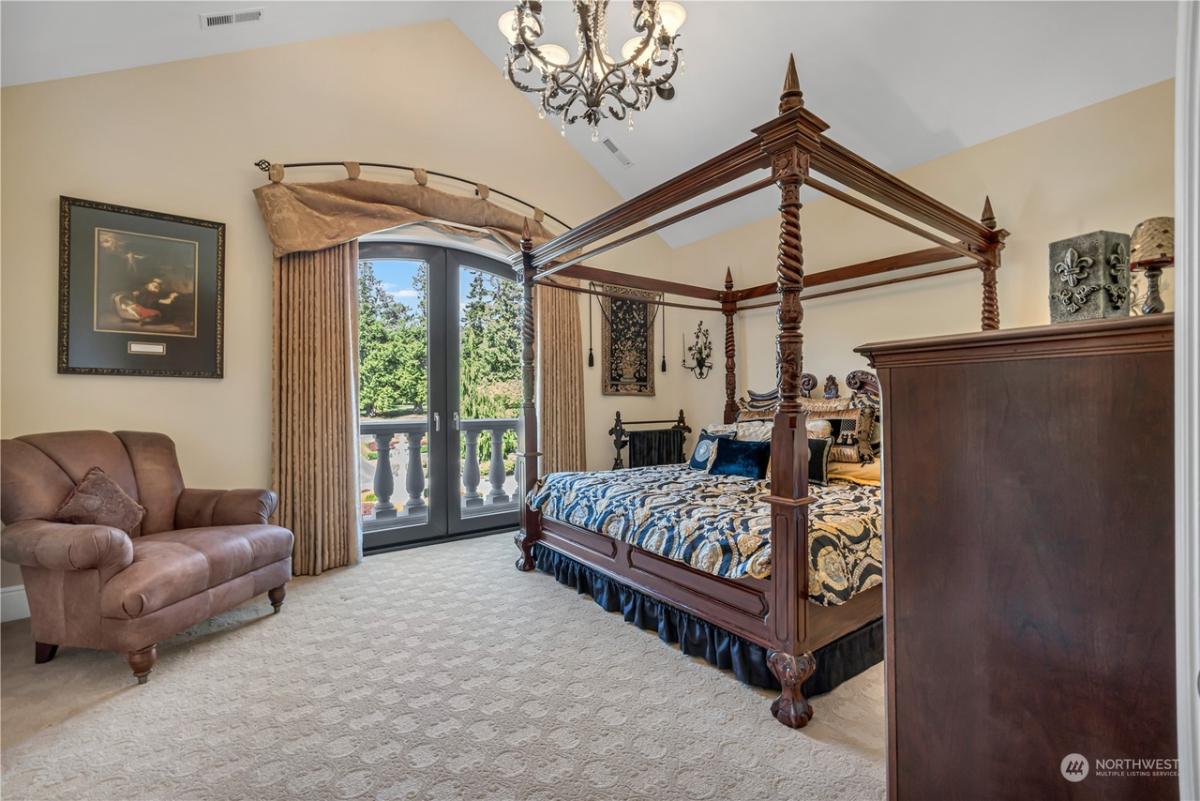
[511,55,1007,728]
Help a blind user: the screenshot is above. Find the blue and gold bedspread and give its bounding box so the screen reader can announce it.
[526,465,882,606]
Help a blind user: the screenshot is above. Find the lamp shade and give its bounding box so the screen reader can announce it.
[1129,217,1174,267]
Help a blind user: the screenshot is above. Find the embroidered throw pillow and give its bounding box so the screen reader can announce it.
[808,437,833,486]
[54,466,145,533]
[735,420,773,442]
[735,400,774,422]
[799,398,873,462]
[709,437,771,480]
[688,430,735,470]
[806,418,834,439]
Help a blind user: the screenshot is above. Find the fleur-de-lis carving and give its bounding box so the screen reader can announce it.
[1108,241,1128,279]
[1055,284,1100,313]
[1104,283,1130,309]
[1054,247,1093,288]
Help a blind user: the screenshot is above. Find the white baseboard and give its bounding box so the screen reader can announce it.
[1,585,30,623]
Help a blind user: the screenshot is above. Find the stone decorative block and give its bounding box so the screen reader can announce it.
[1048,231,1131,323]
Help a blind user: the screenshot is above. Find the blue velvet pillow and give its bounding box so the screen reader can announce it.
[688,430,734,470]
[709,437,771,480]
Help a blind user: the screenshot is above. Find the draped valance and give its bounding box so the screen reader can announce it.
[253,168,556,258]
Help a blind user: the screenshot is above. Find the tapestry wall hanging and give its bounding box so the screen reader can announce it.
[58,196,225,378]
[594,282,662,396]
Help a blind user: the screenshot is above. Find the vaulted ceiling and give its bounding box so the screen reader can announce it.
[2,1,1177,245]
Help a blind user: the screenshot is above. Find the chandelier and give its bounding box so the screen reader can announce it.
[498,1,686,141]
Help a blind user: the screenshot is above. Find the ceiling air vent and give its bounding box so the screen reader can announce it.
[601,138,634,168]
[199,7,263,29]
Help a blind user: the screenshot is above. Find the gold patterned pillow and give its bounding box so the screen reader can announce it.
[799,398,873,462]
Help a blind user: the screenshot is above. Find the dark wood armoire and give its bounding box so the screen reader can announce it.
[858,315,1177,801]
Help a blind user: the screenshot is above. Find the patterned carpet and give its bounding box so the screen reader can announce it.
[0,533,885,801]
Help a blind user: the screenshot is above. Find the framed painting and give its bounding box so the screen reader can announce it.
[58,196,224,378]
[595,282,662,396]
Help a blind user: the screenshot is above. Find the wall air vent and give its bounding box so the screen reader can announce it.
[601,138,634,168]
[199,8,263,29]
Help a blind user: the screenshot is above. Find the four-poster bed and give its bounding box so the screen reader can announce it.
[511,55,1007,728]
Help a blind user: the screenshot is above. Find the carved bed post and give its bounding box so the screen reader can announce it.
[752,54,830,728]
[978,196,1005,331]
[722,267,738,424]
[515,220,542,570]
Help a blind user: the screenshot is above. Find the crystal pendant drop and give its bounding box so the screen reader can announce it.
[590,126,600,143]
[628,113,634,132]
[537,107,545,120]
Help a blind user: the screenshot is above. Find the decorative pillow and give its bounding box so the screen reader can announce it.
[799,399,872,462]
[742,388,778,412]
[808,437,833,486]
[806,418,834,439]
[735,400,774,421]
[688,430,735,470]
[709,438,771,480]
[735,420,773,442]
[54,466,145,533]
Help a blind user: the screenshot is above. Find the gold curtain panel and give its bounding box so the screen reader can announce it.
[272,242,361,574]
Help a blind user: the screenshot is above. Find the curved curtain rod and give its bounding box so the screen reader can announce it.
[252,159,573,232]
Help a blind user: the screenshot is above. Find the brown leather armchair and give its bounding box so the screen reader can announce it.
[1,431,293,683]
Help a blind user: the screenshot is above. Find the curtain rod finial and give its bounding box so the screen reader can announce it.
[724,266,734,290]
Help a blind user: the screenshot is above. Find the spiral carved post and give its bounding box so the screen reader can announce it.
[751,53,830,729]
[515,220,541,570]
[979,196,1004,331]
[722,267,738,424]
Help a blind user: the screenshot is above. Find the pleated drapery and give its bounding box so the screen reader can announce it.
[272,242,361,575]
[538,278,587,473]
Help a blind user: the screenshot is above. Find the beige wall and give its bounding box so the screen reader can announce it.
[0,22,692,589]
[669,80,1175,430]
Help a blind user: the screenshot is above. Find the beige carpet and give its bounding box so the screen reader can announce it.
[1,533,885,801]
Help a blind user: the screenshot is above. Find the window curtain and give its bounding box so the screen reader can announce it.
[539,278,587,473]
[254,164,582,568]
[272,242,361,575]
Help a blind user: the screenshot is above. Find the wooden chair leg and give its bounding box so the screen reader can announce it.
[768,650,817,728]
[127,644,157,685]
[268,585,286,613]
[34,642,58,664]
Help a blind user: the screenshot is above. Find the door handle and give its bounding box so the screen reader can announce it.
[432,412,440,432]
[452,412,460,430]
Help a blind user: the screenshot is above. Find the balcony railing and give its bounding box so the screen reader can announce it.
[358,416,519,525]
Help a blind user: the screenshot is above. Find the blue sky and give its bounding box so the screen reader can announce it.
[369,258,477,314]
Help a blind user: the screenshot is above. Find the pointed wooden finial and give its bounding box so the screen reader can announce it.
[724,266,734,291]
[779,54,804,113]
[980,196,996,230]
[520,217,534,255]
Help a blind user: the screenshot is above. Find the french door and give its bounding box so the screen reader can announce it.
[357,241,520,551]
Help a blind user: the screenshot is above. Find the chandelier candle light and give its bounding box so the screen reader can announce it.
[499,0,686,141]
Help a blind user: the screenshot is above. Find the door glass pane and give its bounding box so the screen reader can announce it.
[458,266,520,517]
[357,257,430,529]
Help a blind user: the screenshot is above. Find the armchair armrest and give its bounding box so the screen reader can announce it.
[175,488,278,529]
[0,519,134,573]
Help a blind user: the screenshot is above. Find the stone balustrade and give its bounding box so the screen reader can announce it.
[359,416,518,524]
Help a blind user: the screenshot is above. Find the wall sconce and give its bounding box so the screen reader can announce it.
[681,321,712,379]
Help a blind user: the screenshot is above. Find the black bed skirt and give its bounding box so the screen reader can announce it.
[532,543,883,696]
